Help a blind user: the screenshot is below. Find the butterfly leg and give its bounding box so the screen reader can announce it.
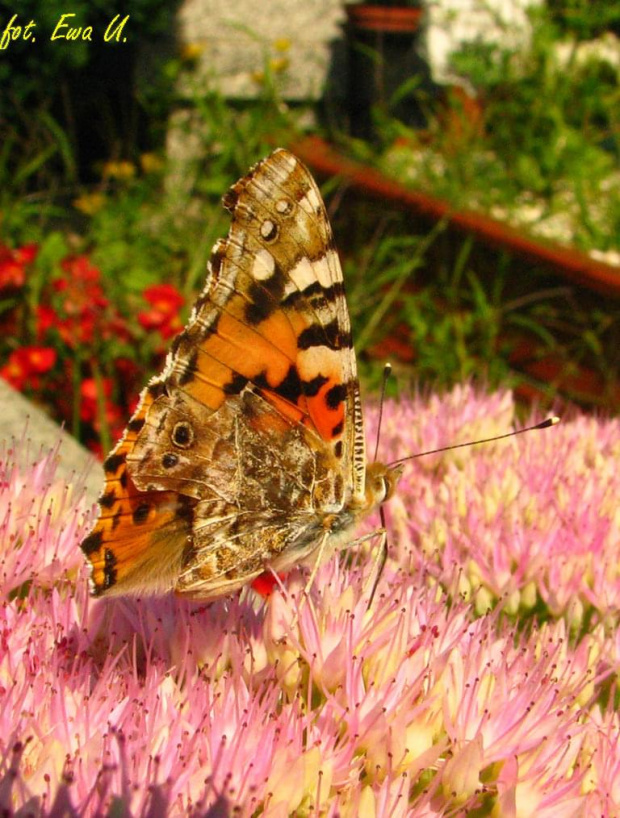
[345,507,389,606]
[365,529,388,608]
[302,529,332,600]
[296,521,387,610]
[345,526,388,607]
[279,530,332,634]
[367,504,389,607]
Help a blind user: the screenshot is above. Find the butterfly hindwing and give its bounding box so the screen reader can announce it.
[80,391,195,596]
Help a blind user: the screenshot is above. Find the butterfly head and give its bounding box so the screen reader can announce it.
[364,461,404,511]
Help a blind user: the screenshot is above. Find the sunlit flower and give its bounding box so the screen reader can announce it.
[44,255,113,348]
[180,42,205,63]
[0,345,57,390]
[377,386,620,628]
[139,152,165,174]
[1,387,619,815]
[102,160,136,180]
[0,242,38,290]
[14,243,39,265]
[269,57,290,74]
[138,282,185,340]
[79,377,123,436]
[72,191,106,215]
[0,443,88,599]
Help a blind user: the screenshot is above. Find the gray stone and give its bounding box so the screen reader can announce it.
[175,0,347,101]
[0,379,103,504]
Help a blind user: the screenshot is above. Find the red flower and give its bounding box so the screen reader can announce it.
[60,254,101,284]
[0,242,38,290]
[80,377,112,424]
[0,258,25,290]
[49,255,112,348]
[55,256,107,311]
[36,305,61,338]
[14,243,39,265]
[143,283,185,310]
[0,346,57,391]
[79,377,125,455]
[138,283,184,340]
[64,311,98,346]
[25,346,55,373]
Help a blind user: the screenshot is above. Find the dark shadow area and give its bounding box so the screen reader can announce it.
[321,5,438,140]
[0,1,182,185]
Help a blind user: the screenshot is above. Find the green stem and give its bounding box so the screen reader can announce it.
[92,360,111,455]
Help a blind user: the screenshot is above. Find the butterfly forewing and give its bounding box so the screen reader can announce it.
[81,149,369,599]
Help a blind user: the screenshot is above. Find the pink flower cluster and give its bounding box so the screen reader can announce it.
[0,386,619,816]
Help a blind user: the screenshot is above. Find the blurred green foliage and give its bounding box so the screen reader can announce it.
[1,0,619,449]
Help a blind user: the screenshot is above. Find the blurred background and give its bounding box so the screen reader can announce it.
[1,0,619,457]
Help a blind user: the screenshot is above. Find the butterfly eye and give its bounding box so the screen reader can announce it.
[377,476,388,504]
[367,472,387,504]
[172,422,194,448]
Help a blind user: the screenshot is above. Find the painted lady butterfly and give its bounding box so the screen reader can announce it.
[80,149,403,599]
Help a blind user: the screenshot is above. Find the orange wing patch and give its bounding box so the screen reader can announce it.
[161,156,353,452]
[81,391,194,596]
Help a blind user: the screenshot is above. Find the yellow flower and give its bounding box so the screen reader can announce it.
[102,160,136,180]
[139,152,164,174]
[180,41,205,62]
[269,57,290,74]
[273,38,291,53]
[72,192,105,215]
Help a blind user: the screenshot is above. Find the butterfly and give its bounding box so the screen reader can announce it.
[80,149,403,599]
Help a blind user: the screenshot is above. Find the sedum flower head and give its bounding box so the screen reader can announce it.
[1,386,619,815]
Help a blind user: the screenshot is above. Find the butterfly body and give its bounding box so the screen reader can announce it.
[81,149,402,599]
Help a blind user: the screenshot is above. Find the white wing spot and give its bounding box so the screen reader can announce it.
[287,251,340,292]
[314,251,338,287]
[289,256,316,291]
[276,199,292,215]
[274,150,297,174]
[299,186,323,216]
[251,248,276,281]
[298,346,342,381]
[260,219,278,241]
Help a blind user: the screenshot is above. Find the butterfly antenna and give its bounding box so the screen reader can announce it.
[367,415,559,607]
[373,363,392,463]
[388,416,560,468]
